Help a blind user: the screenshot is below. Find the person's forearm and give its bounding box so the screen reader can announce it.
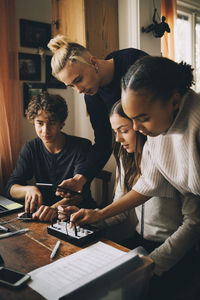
[150,197,200,276]
[71,190,150,226]
[149,221,200,276]
[100,190,150,220]
[10,184,29,199]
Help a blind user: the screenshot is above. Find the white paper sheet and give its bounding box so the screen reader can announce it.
[28,241,129,299]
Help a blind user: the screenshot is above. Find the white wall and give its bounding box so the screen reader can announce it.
[118,0,161,54]
[16,0,162,205]
[140,0,161,55]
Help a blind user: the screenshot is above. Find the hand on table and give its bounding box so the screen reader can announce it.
[32,205,57,222]
[25,186,43,213]
[57,205,79,221]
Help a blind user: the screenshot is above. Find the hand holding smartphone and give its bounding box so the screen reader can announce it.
[0,266,30,287]
[36,183,81,196]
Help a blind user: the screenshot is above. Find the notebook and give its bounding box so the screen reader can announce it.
[0,195,23,216]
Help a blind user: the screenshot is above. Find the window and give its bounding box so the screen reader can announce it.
[175,1,200,92]
[195,17,200,92]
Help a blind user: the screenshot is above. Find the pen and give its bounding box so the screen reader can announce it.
[50,240,61,259]
[0,217,19,225]
[0,225,9,232]
[0,228,29,239]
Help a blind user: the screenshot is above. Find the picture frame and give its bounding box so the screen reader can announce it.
[19,53,41,81]
[20,19,51,49]
[45,55,66,89]
[23,82,47,115]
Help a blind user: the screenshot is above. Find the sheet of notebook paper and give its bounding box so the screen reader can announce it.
[28,241,129,300]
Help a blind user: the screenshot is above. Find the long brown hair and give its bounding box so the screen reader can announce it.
[110,100,146,193]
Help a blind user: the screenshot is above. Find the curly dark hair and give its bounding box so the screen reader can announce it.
[26,92,68,123]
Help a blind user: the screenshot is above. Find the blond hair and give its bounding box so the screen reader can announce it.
[47,35,91,79]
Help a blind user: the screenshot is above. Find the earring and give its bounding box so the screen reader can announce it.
[95,65,99,73]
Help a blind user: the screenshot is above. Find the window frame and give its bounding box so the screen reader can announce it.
[176,1,200,91]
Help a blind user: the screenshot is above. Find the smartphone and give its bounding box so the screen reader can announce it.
[36,183,82,196]
[0,266,30,287]
[18,212,33,220]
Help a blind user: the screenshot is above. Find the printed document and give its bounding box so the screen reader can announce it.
[28,241,136,299]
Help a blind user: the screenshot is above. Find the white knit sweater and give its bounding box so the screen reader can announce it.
[133,89,200,199]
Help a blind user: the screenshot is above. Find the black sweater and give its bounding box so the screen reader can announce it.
[5,133,96,208]
[79,48,149,180]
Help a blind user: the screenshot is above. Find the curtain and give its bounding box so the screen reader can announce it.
[161,0,177,60]
[0,0,22,193]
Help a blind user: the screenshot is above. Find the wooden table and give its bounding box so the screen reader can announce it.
[0,212,154,300]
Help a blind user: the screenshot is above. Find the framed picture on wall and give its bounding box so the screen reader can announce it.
[19,53,41,81]
[45,55,66,89]
[20,19,51,49]
[23,82,47,116]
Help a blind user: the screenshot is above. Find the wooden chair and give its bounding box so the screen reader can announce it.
[95,170,112,208]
